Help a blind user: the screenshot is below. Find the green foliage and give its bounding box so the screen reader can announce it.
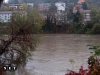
[33,3,39,11]
[70,22,85,34]
[70,22,78,33]
[10,9,43,34]
[66,45,100,75]
[84,22,94,34]
[67,8,74,21]
[90,8,100,23]
[0,22,11,34]
[0,9,43,73]
[73,11,83,23]
[43,14,56,33]
[88,45,100,56]
[87,45,100,74]
[49,3,57,13]
[85,28,92,34]
[69,59,75,64]
[27,9,44,33]
[0,9,43,65]
[91,23,100,34]
[82,2,88,10]
[8,0,79,4]
[69,4,100,34]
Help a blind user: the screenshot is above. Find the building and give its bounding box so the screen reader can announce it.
[78,0,85,4]
[9,4,22,10]
[0,11,12,22]
[9,3,33,10]
[55,2,67,25]
[73,4,83,13]
[38,3,51,11]
[27,3,34,7]
[73,3,90,22]
[55,2,66,11]
[81,10,91,21]
[0,10,27,22]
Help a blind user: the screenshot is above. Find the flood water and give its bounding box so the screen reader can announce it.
[24,34,100,75]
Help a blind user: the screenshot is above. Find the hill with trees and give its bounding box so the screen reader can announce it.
[8,0,78,4]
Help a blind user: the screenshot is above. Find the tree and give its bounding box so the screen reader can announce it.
[91,23,100,34]
[0,9,43,75]
[21,3,28,11]
[82,2,88,10]
[86,8,100,34]
[0,5,10,11]
[67,8,74,21]
[73,11,83,23]
[3,6,8,10]
[90,8,100,23]
[27,9,44,33]
[70,22,85,33]
[42,14,56,33]
[49,3,57,13]
[33,3,39,11]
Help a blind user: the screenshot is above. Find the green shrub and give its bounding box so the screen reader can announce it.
[70,22,85,34]
[91,23,100,34]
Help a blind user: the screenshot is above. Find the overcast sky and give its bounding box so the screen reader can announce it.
[4,0,8,3]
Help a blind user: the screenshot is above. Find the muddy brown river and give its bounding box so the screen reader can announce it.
[17,34,100,75]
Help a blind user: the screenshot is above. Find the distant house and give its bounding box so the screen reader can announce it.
[0,11,27,22]
[27,3,34,7]
[80,10,91,22]
[54,2,67,25]
[73,4,91,22]
[55,2,66,11]
[9,3,32,10]
[73,4,83,13]
[38,3,51,11]
[0,11,12,22]
[9,4,22,10]
[78,0,85,4]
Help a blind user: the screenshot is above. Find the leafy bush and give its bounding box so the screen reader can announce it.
[65,45,100,75]
[70,22,85,34]
[91,23,100,34]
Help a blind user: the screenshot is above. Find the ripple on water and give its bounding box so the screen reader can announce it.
[25,34,100,75]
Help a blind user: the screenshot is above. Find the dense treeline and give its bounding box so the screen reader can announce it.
[8,0,100,4]
[7,0,100,34]
[8,0,78,4]
[70,8,100,34]
[42,14,71,33]
[42,8,100,34]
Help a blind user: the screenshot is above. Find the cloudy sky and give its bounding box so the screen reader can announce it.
[4,0,8,3]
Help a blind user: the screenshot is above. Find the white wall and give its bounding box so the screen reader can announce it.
[55,2,66,11]
[0,12,12,22]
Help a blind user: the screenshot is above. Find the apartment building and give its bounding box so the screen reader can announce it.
[0,11,12,22]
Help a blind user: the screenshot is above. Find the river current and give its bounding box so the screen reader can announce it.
[19,34,100,75]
